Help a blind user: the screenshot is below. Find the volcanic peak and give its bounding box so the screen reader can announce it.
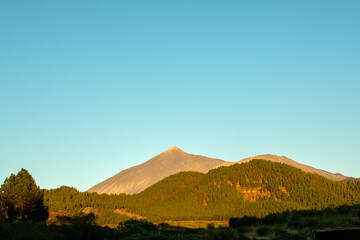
[164,146,184,153]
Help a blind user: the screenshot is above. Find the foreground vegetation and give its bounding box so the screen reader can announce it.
[1,160,360,239]
[0,169,48,222]
[1,205,360,240]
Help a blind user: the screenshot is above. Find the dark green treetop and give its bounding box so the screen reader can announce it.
[0,168,48,222]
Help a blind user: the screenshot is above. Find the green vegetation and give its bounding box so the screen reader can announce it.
[2,160,360,239]
[126,160,360,220]
[0,169,48,222]
[44,186,130,226]
[44,186,129,215]
[126,171,204,218]
[43,160,360,225]
[229,205,360,239]
[1,205,360,240]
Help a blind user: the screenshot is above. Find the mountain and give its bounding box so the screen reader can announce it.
[218,154,348,181]
[88,148,349,195]
[125,160,360,220]
[87,146,226,194]
[47,159,360,223]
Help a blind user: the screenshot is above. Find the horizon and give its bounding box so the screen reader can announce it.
[1,1,359,191]
[1,145,357,191]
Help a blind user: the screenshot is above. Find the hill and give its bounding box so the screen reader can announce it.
[218,154,348,181]
[125,159,360,220]
[87,146,225,194]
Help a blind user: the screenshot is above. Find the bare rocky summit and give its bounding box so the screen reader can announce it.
[87,146,226,194]
[88,148,348,195]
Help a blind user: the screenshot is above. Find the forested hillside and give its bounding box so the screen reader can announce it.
[124,160,360,220]
[125,171,204,216]
[44,160,360,225]
[44,186,131,225]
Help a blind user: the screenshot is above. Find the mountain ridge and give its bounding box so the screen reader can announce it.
[218,154,348,181]
[88,147,349,194]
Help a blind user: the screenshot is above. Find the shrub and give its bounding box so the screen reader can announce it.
[142,234,170,240]
[334,205,351,215]
[56,213,97,226]
[274,227,288,236]
[299,217,319,229]
[317,219,338,228]
[273,229,291,240]
[229,216,259,228]
[117,219,158,238]
[235,225,250,234]
[206,223,215,230]
[289,214,300,227]
[296,209,319,217]
[256,226,271,236]
[261,213,288,225]
[157,222,171,231]
[237,234,251,240]
[118,219,157,231]
[206,227,237,240]
[291,231,312,240]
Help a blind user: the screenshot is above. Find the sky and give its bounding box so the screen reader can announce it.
[1,1,359,191]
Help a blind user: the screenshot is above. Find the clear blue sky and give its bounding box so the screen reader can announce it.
[1,1,359,191]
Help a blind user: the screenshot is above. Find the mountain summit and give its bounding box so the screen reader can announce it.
[164,146,182,152]
[87,147,225,194]
[88,148,349,195]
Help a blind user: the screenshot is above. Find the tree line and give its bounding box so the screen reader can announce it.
[2,159,360,226]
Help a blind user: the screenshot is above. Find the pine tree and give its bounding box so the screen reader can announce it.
[0,168,48,222]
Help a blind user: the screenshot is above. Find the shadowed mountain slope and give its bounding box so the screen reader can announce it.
[87,147,226,194]
[218,154,347,181]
